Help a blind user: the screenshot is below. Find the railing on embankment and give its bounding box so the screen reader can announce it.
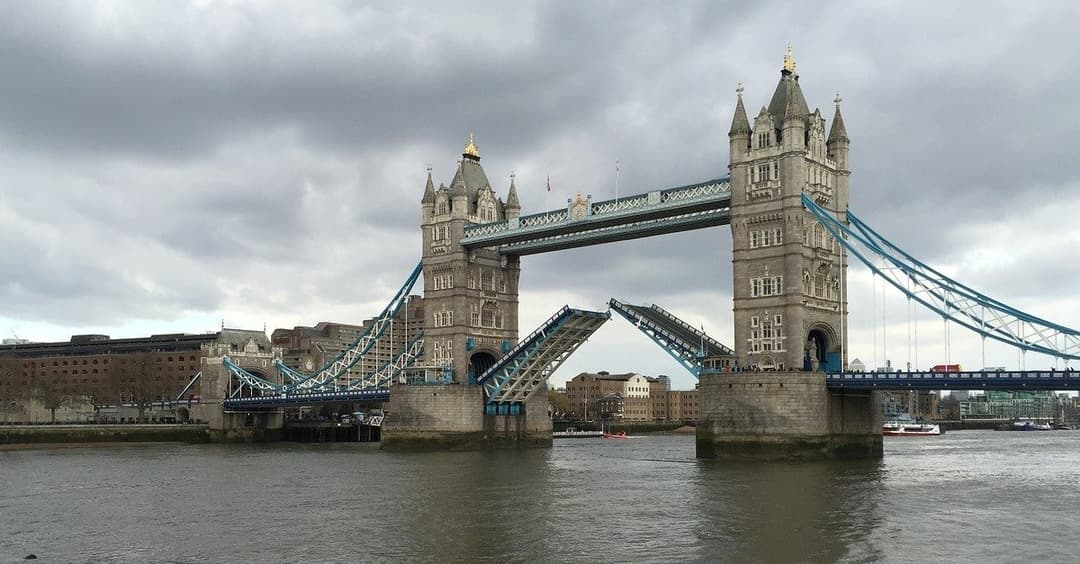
[0,424,210,445]
[282,421,381,442]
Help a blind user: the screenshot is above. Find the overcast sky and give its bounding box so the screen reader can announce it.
[2,1,1079,390]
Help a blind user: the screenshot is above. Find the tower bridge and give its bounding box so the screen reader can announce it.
[211,48,1080,457]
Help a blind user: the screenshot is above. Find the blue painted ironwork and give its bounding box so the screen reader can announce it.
[802,194,1080,361]
[479,306,610,408]
[276,261,424,391]
[222,357,280,393]
[826,370,1080,391]
[460,177,731,255]
[223,388,390,410]
[609,299,733,377]
[342,332,424,391]
[175,371,202,402]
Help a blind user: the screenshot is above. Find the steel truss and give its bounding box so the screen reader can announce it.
[222,262,424,395]
[479,306,610,411]
[802,194,1080,361]
[609,299,733,377]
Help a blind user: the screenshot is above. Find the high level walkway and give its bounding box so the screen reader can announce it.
[459,177,731,255]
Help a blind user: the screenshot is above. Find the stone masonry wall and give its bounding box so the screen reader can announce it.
[698,371,881,460]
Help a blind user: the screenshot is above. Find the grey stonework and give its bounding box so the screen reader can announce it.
[728,65,851,371]
[420,144,521,384]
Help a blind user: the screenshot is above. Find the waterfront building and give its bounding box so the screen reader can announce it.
[667,390,699,425]
[565,371,698,423]
[959,390,1058,421]
[0,329,271,423]
[649,376,669,422]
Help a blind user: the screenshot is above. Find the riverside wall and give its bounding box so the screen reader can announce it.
[0,424,211,445]
[697,372,882,460]
[381,385,552,450]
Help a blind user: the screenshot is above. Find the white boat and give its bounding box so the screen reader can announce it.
[883,414,941,436]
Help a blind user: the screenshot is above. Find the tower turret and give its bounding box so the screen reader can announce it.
[505,173,521,220]
[729,46,850,373]
[421,167,436,222]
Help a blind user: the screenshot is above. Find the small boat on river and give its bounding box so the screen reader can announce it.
[883,414,941,436]
[602,431,628,439]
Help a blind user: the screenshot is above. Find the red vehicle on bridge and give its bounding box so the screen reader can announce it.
[931,364,962,373]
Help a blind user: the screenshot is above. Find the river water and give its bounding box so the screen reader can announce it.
[2,431,1079,563]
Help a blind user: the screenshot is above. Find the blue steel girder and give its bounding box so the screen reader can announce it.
[826,370,1080,391]
[801,194,1080,361]
[279,262,424,391]
[342,332,424,391]
[223,357,282,394]
[223,389,390,411]
[479,306,611,405]
[175,370,202,401]
[460,177,731,255]
[609,299,725,377]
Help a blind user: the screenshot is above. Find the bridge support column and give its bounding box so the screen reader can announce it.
[697,372,882,460]
[381,385,552,450]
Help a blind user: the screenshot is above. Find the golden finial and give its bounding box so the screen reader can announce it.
[463,132,480,158]
[783,43,797,74]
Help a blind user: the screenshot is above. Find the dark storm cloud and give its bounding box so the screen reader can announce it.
[0,0,1078,341]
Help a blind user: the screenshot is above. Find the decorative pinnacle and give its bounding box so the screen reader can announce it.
[510,170,516,181]
[834,92,843,107]
[463,133,480,158]
[736,81,744,97]
[783,43,797,74]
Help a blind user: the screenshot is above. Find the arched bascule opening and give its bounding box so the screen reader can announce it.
[805,325,838,372]
[469,351,497,384]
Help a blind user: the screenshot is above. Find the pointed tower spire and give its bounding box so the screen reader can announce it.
[728,81,751,136]
[421,165,436,204]
[506,172,520,209]
[828,93,849,143]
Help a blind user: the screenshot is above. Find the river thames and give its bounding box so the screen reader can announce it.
[2,431,1079,563]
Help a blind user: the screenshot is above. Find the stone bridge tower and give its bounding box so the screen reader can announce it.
[728,47,851,372]
[419,136,521,384]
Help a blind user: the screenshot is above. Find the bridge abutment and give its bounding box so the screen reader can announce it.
[381,385,551,450]
[697,372,881,460]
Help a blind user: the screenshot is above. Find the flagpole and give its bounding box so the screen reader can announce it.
[615,160,620,203]
[546,174,550,211]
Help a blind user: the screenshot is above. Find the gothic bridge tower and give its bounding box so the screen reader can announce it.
[419,135,521,383]
[728,46,851,372]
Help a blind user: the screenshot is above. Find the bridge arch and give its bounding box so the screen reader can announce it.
[805,323,840,372]
[469,350,498,383]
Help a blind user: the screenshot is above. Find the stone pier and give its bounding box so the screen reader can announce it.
[381,385,552,450]
[697,372,882,460]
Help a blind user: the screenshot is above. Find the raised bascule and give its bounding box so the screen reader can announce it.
[211,48,1080,457]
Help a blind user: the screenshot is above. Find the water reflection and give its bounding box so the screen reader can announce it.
[692,458,885,562]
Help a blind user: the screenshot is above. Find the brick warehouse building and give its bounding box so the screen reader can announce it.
[0,329,270,423]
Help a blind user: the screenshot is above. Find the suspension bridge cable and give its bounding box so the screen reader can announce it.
[800,194,1080,361]
[872,270,878,370]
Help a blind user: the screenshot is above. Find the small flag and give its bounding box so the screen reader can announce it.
[547,175,551,192]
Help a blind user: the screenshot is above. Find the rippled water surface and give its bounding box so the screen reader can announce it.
[2,431,1079,562]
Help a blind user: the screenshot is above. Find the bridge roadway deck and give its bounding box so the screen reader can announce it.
[223,389,390,410]
[617,302,732,357]
[824,370,1080,391]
